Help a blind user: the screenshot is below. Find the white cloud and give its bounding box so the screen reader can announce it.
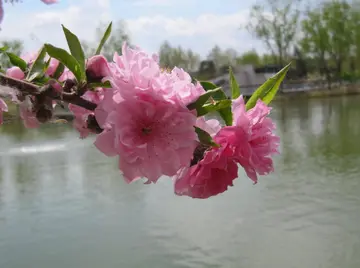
[132,0,175,7]
[126,11,265,57]
[0,1,265,58]
[0,0,111,53]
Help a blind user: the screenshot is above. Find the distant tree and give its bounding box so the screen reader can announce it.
[0,39,23,69]
[237,50,261,66]
[223,48,238,65]
[293,46,307,78]
[82,20,131,61]
[246,0,301,66]
[207,45,238,71]
[159,41,173,68]
[261,54,279,65]
[300,0,355,81]
[350,2,360,71]
[185,49,201,72]
[197,60,217,79]
[158,41,201,71]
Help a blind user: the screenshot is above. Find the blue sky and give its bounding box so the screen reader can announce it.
[0,0,265,58]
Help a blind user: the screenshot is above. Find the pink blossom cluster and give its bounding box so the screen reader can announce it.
[174,97,280,198]
[0,43,280,199]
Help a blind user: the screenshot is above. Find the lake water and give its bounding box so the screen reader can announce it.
[1,96,360,268]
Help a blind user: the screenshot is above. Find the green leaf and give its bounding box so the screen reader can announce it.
[199,80,233,126]
[0,46,8,52]
[245,62,291,110]
[62,24,86,75]
[218,108,232,126]
[26,46,47,81]
[6,52,27,71]
[199,80,227,100]
[32,75,50,86]
[95,22,112,55]
[52,62,65,80]
[187,88,222,110]
[194,126,219,147]
[44,43,85,82]
[196,99,232,116]
[199,81,218,90]
[44,57,51,71]
[229,67,240,99]
[87,80,112,89]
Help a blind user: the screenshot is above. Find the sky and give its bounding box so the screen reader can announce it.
[0,0,266,58]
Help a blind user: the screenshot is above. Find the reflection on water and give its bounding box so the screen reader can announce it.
[1,96,360,268]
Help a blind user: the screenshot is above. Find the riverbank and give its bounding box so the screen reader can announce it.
[3,84,360,123]
[274,84,360,101]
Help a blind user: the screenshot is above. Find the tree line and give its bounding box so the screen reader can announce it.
[1,0,358,82]
[247,0,360,82]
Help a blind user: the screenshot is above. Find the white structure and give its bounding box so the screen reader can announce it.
[210,65,276,96]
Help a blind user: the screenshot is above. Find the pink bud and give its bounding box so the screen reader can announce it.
[46,58,60,76]
[86,55,110,81]
[6,66,25,80]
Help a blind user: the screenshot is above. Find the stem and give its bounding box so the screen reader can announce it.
[0,73,97,111]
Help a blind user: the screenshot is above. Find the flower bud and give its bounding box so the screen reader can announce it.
[86,55,110,82]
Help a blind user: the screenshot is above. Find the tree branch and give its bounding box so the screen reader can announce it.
[0,73,97,111]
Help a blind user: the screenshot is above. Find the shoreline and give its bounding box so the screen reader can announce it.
[2,85,360,123]
[274,84,360,101]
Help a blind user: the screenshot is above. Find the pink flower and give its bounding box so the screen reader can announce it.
[215,96,280,183]
[104,43,205,107]
[94,90,198,183]
[94,44,204,183]
[19,97,40,129]
[174,96,280,199]
[0,97,8,125]
[46,58,60,77]
[106,43,160,101]
[58,68,75,82]
[68,89,104,139]
[169,67,205,105]
[6,65,40,127]
[6,66,25,80]
[174,143,239,199]
[21,52,38,65]
[40,0,58,4]
[5,64,40,127]
[150,67,205,106]
[195,117,221,137]
[86,55,111,80]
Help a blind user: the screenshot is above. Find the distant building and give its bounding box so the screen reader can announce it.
[210,65,277,96]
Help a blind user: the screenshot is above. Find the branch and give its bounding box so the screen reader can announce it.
[0,73,97,111]
[0,72,103,133]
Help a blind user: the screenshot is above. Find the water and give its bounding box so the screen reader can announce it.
[1,96,360,268]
